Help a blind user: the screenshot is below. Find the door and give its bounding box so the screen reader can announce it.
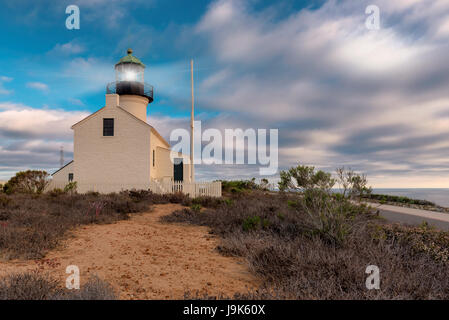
[173,158,183,181]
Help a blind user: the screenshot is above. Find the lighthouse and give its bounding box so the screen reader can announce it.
[49,49,217,195]
[106,48,154,122]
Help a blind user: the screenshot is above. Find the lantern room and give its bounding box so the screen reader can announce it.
[106,48,154,103]
[115,48,145,83]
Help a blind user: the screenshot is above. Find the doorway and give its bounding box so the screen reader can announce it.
[174,158,183,181]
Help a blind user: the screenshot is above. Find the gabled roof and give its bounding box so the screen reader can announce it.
[116,106,170,148]
[52,160,74,176]
[70,105,171,148]
[71,107,105,129]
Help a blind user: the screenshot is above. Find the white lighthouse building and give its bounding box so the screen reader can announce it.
[51,49,201,194]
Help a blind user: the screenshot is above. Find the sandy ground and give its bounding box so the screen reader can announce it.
[0,204,257,299]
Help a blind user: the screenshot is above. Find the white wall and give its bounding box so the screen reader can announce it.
[119,95,149,122]
[49,161,74,189]
[73,94,151,193]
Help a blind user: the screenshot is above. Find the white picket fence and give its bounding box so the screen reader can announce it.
[46,180,222,198]
[149,180,222,198]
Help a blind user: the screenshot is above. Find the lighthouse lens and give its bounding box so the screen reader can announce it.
[124,71,137,81]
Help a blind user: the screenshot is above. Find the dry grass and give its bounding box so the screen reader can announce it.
[163,191,449,299]
[0,271,116,300]
[0,190,196,260]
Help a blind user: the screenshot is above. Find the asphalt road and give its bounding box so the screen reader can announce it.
[367,203,449,231]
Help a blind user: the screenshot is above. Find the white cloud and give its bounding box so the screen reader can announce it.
[49,41,85,55]
[68,98,85,106]
[190,0,449,186]
[0,103,87,139]
[26,82,49,91]
[0,102,88,179]
[0,76,13,82]
[0,76,13,95]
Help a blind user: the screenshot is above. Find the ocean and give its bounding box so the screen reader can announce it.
[372,189,449,207]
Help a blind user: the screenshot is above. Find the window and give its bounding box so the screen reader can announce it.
[153,150,155,167]
[103,118,114,136]
[68,173,74,182]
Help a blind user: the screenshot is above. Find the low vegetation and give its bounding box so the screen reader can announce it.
[0,188,221,260]
[1,167,448,299]
[0,272,116,300]
[164,164,449,299]
[221,178,269,194]
[363,193,434,206]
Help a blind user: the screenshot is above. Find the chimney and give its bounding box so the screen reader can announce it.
[105,94,119,108]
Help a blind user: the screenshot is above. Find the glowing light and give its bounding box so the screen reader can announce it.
[124,71,136,81]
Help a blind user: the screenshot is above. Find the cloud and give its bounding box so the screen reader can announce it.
[68,98,85,107]
[0,76,13,95]
[187,0,449,185]
[49,41,85,55]
[0,103,88,179]
[2,0,449,187]
[26,82,49,91]
[0,76,13,82]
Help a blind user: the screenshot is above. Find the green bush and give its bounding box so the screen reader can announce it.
[190,203,202,213]
[242,216,261,231]
[221,178,269,194]
[278,164,335,192]
[64,181,77,194]
[287,200,297,208]
[365,193,435,206]
[3,170,50,195]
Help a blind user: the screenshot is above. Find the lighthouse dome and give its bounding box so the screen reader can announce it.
[115,48,146,68]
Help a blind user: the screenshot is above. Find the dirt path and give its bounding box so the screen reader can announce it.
[0,204,257,299]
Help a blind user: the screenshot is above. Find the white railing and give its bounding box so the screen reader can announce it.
[149,180,222,198]
[46,180,222,198]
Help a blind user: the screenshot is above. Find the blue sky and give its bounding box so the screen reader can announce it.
[1,0,449,187]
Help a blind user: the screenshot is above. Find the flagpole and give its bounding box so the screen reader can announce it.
[190,59,195,182]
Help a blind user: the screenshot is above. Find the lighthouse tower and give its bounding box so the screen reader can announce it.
[106,48,154,122]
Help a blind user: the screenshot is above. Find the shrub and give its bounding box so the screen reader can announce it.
[163,190,449,299]
[64,181,77,195]
[48,188,65,197]
[0,271,60,300]
[278,164,335,192]
[57,275,117,300]
[190,196,224,209]
[190,203,202,213]
[3,170,50,194]
[221,178,266,194]
[364,193,435,206]
[336,167,372,200]
[0,272,116,300]
[242,216,261,231]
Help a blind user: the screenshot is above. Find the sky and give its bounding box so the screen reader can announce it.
[0,0,449,188]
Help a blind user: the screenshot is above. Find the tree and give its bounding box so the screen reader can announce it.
[278,163,372,245]
[278,164,335,192]
[336,167,371,200]
[3,170,50,194]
